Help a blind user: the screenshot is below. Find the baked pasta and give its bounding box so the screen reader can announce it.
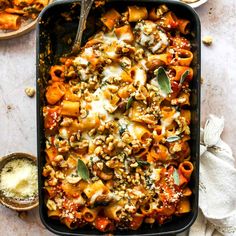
[43,4,194,232]
[0,0,49,30]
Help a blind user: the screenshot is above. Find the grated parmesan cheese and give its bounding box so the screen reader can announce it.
[0,158,38,199]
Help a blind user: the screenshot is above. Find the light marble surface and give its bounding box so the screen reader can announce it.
[1,0,236,235]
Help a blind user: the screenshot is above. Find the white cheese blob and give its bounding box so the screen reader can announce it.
[90,189,104,204]
[161,111,180,134]
[102,65,123,81]
[103,32,118,44]
[151,31,169,53]
[150,168,162,181]
[89,88,113,121]
[84,47,93,57]
[59,127,69,139]
[118,33,132,42]
[134,67,147,85]
[73,56,89,66]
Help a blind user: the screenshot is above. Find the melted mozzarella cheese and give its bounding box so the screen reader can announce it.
[127,122,136,138]
[159,31,169,45]
[84,47,93,56]
[79,68,88,80]
[89,88,113,121]
[118,117,128,127]
[161,112,180,134]
[102,65,123,81]
[139,59,148,70]
[59,127,69,139]
[150,168,162,181]
[151,41,163,53]
[119,33,132,42]
[74,195,86,205]
[106,50,116,58]
[151,31,169,53]
[90,189,104,204]
[140,32,154,45]
[103,32,118,44]
[134,67,146,85]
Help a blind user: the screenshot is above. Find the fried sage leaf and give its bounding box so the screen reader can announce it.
[137,160,150,167]
[166,136,180,142]
[119,125,127,136]
[173,168,180,185]
[180,70,190,85]
[156,67,172,95]
[77,159,89,180]
[126,96,134,110]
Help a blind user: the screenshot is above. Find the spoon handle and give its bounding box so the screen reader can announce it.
[72,0,94,53]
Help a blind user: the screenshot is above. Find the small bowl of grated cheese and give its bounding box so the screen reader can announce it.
[0,153,38,211]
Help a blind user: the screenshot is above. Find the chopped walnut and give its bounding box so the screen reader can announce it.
[124,146,132,155]
[55,171,65,179]
[105,135,114,144]
[54,155,64,163]
[60,117,73,126]
[201,77,204,84]
[121,132,133,144]
[202,36,213,46]
[42,164,55,177]
[94,146,103,155]
[25,87,35,97]
[48,177,58,186]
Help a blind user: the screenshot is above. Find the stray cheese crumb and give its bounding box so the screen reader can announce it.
[202,36,213,46]
[25,87,35,97]
[0,158,38,199]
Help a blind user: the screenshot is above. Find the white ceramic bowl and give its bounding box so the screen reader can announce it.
[179,0,208,8]
[0,0,53,40]
[0,153,38,211]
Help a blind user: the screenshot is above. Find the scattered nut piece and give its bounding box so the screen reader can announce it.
[25,87,35,97]
[201,77,204,84]
[202,36,213,46]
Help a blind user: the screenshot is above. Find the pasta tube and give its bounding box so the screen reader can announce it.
[81,207,99,222]
[46,82,66,105]
[128,6,148,22]
[61,101,80,117]
[177,18,190,34]
[101,9,121,30]
[0,12,21,30]
[179,161,194,180]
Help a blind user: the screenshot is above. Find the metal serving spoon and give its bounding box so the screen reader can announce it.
[72,0,94,54]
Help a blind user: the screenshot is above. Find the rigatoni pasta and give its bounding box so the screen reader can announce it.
[43,4,194,233]
[0,11,20,30]
[0,0,49,31]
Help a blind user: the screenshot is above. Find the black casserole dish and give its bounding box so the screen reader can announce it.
[36,0,200,235]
